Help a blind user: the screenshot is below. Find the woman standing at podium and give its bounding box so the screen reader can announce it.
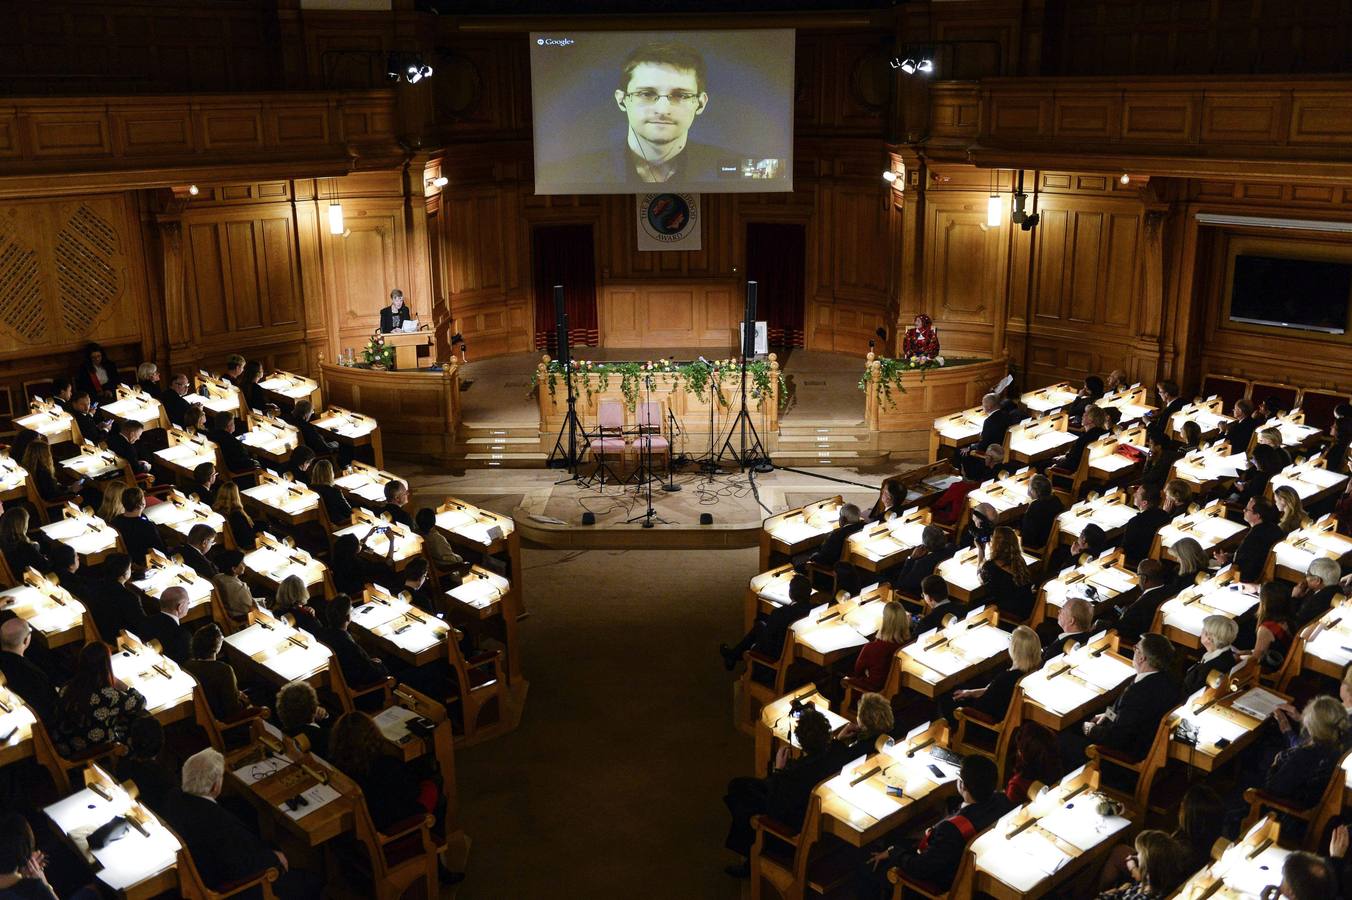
[380,288,413,333]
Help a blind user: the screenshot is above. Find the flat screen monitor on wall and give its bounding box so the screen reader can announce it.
[529,29,794,195]
[1229,253,1352,335]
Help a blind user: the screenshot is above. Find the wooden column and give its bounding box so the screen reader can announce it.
[1130,180,1173,384]
[154,192,191,372]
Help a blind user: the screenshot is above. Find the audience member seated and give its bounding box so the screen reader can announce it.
[1020,474,1063,550]
[1106,559,1176,643]
[721,574,815,672]
[212,481,257,550]
[914,575,964,632]
[111,488,164,567]
[329,711,440,832]
[833,692,895,757]
[1136,433,1179,489]
[1074,634,1179,762]
[1240,581,1295,672]
[960,442,1006,483]
[276,680,330,756]
[311,460,354,525]
[1120,484,1171,567]
[869,480,907,523]
[94,481,124,524]
[1050,404,1108,474]
[1066,375,1106,424]
[943,625,1040,723]
[181,404,207,436]
[21,440,82,508]
[1146,380,1185,444]
[1171,536,1208,590]
[849,601,907,693]
[272,575,321,634]
[67,390,110,442]
[117,715,178,811]
[861,754,1011,896]
[722,707,838,878]
[1292,557,1340,627]
[1237,696,1349,839]
[415,507,462,573]
[160,373,192,427]
[380,479,414,529]
[401,558,434,612]
[291,399,341,457]
[46,543,90,615]
[1274,484,1310,535]
[1005,722,1062,804]
[1046,522,1107,577]
[1215,497,1285,584]
[0,811,59,900]
[74,343,121,401]
[1183,615,1239,694]
[106,419,152,481]
[959,502,997,550]
[1234,440,1289,505]
[1327,406,1352,475]
[211,549,258,623]
[976,392,1011,449]
[1093,829,1193,900]
[978,527,1035,621]
[317,594,388,689]
[1223,397,1260,455]
[888,525,954,596]
[187,461,217,504]
[1280,851,1339,900]
[49,376,73,411]
[134,361,159,396]
[177,524,218,579]
[803,503,864,572]
[0,508,48,577]
[220,354,245,385]
[182,624,249,721]
[52,642,147,758]
[208,411,258,475]
[1043,596,1094,662]
[161,748,322,899]
[141,585,192,664]
[78,552,147,643]
[0,619,57,723]
[288,446,317,483]
[1161,478,1191,519]
[1178,420,1202,452]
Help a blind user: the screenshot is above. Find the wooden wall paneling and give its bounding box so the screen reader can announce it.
[322,197,407,357]
[923,191,1008,358]
[598,282,739,350]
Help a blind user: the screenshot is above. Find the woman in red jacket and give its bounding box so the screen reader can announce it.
[851,601,909,692]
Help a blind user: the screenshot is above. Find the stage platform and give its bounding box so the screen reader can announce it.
[399,458,919,550]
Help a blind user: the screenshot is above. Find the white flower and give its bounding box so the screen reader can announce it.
[936,356,946,366]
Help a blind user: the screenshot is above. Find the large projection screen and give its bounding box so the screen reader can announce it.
[530,29,794,195]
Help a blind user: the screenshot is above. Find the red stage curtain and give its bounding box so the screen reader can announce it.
[745,223,806,349]
[532,224,599,351]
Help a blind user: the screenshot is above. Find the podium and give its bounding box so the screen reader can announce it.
[384,330,434,370]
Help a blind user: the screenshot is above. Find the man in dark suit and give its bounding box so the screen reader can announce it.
[162,748,322,899]
[68,390,112,442]
[1049,404,1108,473]
[1020,473,1064,550]
[381,479,415,529]
[1292,557,1341,627]
[188,461,218,505]
[209,411,258,476]
[889,525,956,596]
[1078,633,1180,761]
[721,574,816,671]
[1108,558,1176,643]
[1146,380,1186,443]
[0,618,58,722]
[112,486,166,566]
[177,524,218,580]
[1120,483,1171,566]
[804,503,865,571]
[107,418,153,477]
[915,575,965,633]
[1215,497,1285,584]
[317,594,389,689]
[181,623,247,721]
[1043,596,1095,662]
[1183,615,1240,695]
[863,754,1011,895]
[723,707,839,877]
[1065,375,1106,423]
[1224,398,1259,456]
[142,586,192,664]
[161,373,193,427]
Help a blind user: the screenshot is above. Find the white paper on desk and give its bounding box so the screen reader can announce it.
[280,782,341,820]
[907,644,967,678]
[923,474,963,492]
[792,604,833,633]
[1072,654,1134,692]
[385,622,445,654]
[45,786,126,835]
[1305,627,1352,669]
[770,520,821,545]
[1086,567,1136,595]
[1161,602,1209,636]
[374,705,418,742]
[1217,843,1289,891]
[232,754,292,785]
[269,644,329,682]
[1178,709,1249,747]
[882,747,960,790]
[844,601,885,636]
[824,769,901,821]
[800,622,869,654]
[353,602,403,630]
[92,819,180,891]
[950,625,1010,661]
[1037,802,1130,853]
[1206,585,1259,618]
[450,578,503,609]
[1232,688,1284,721]
[1092,504,1137,531]
[1024,672,1099,714]
[977,830,1071,891]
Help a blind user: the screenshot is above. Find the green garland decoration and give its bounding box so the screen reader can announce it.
[533,357,786,411]
[859,356,983,408]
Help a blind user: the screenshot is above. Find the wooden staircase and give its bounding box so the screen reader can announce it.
[451,423,547,469]
[771,420,889,467]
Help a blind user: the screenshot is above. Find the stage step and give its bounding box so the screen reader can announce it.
[462,436,539,447]
[459,424,540,439]
[772,448,890,467]
[453,451,549,468]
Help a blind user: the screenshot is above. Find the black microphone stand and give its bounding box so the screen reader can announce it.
[626,373,667,527]
[662,406,682,493]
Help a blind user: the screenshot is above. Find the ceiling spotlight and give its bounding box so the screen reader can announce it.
[387,52,434,84]
[1119,173,1131,185]
[187,184,199,196]
[882,170,898,183]
[892,57,917,74]
[917,57,935,74]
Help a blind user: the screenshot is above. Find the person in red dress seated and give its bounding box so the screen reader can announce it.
[849,601,909,693]
[901,314,940,360]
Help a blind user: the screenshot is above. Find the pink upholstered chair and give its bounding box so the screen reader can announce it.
[636,401,670,469]
[589,400,627,484]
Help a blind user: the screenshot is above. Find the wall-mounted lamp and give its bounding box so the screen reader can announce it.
[881,170,898,183]
[428,175,449,188]
[1119,173,1131,185]
[328,202,345,236]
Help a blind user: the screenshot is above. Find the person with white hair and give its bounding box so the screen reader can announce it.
[1043,596,1094,663]
[1292,556,1341,626]
[1183,615,1239,694]
[162,748,321,898]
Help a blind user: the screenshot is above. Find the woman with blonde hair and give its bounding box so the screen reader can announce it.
[309,458,353,525]
[1255,695,1350,838]
[21,438,82,506]
[850,600,909,693]
[211,481,256,549]
[181,404,207,435]
[1171,536,1208,590]
[1095,829,1192,899]
[980,526,1035,620]
[837,692,896,757]
[1273,484,1308,534]
[96,480,126,522]
[270,574,320,633]
[947,625,1040,722]
[0,507,45,574]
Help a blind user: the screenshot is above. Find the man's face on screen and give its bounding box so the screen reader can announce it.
[615,62,706,146]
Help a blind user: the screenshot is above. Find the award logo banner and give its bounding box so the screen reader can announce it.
[637,193,701,251]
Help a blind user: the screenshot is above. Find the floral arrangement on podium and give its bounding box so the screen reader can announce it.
[534,355,785,410]
[859,353,958,408]
[360,329,395,369]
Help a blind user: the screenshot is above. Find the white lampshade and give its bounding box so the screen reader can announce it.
[328,202,345,236]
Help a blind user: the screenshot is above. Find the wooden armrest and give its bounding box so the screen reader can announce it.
[220,706,269,726]
[751,814,801,845]
[955,706,998,726]
[1085,743,1143,769]
[214,866,280,897]
[378,813,436,843]
[1242,788,1315,819]
[745,650,777,667]
[466,651,500,669]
